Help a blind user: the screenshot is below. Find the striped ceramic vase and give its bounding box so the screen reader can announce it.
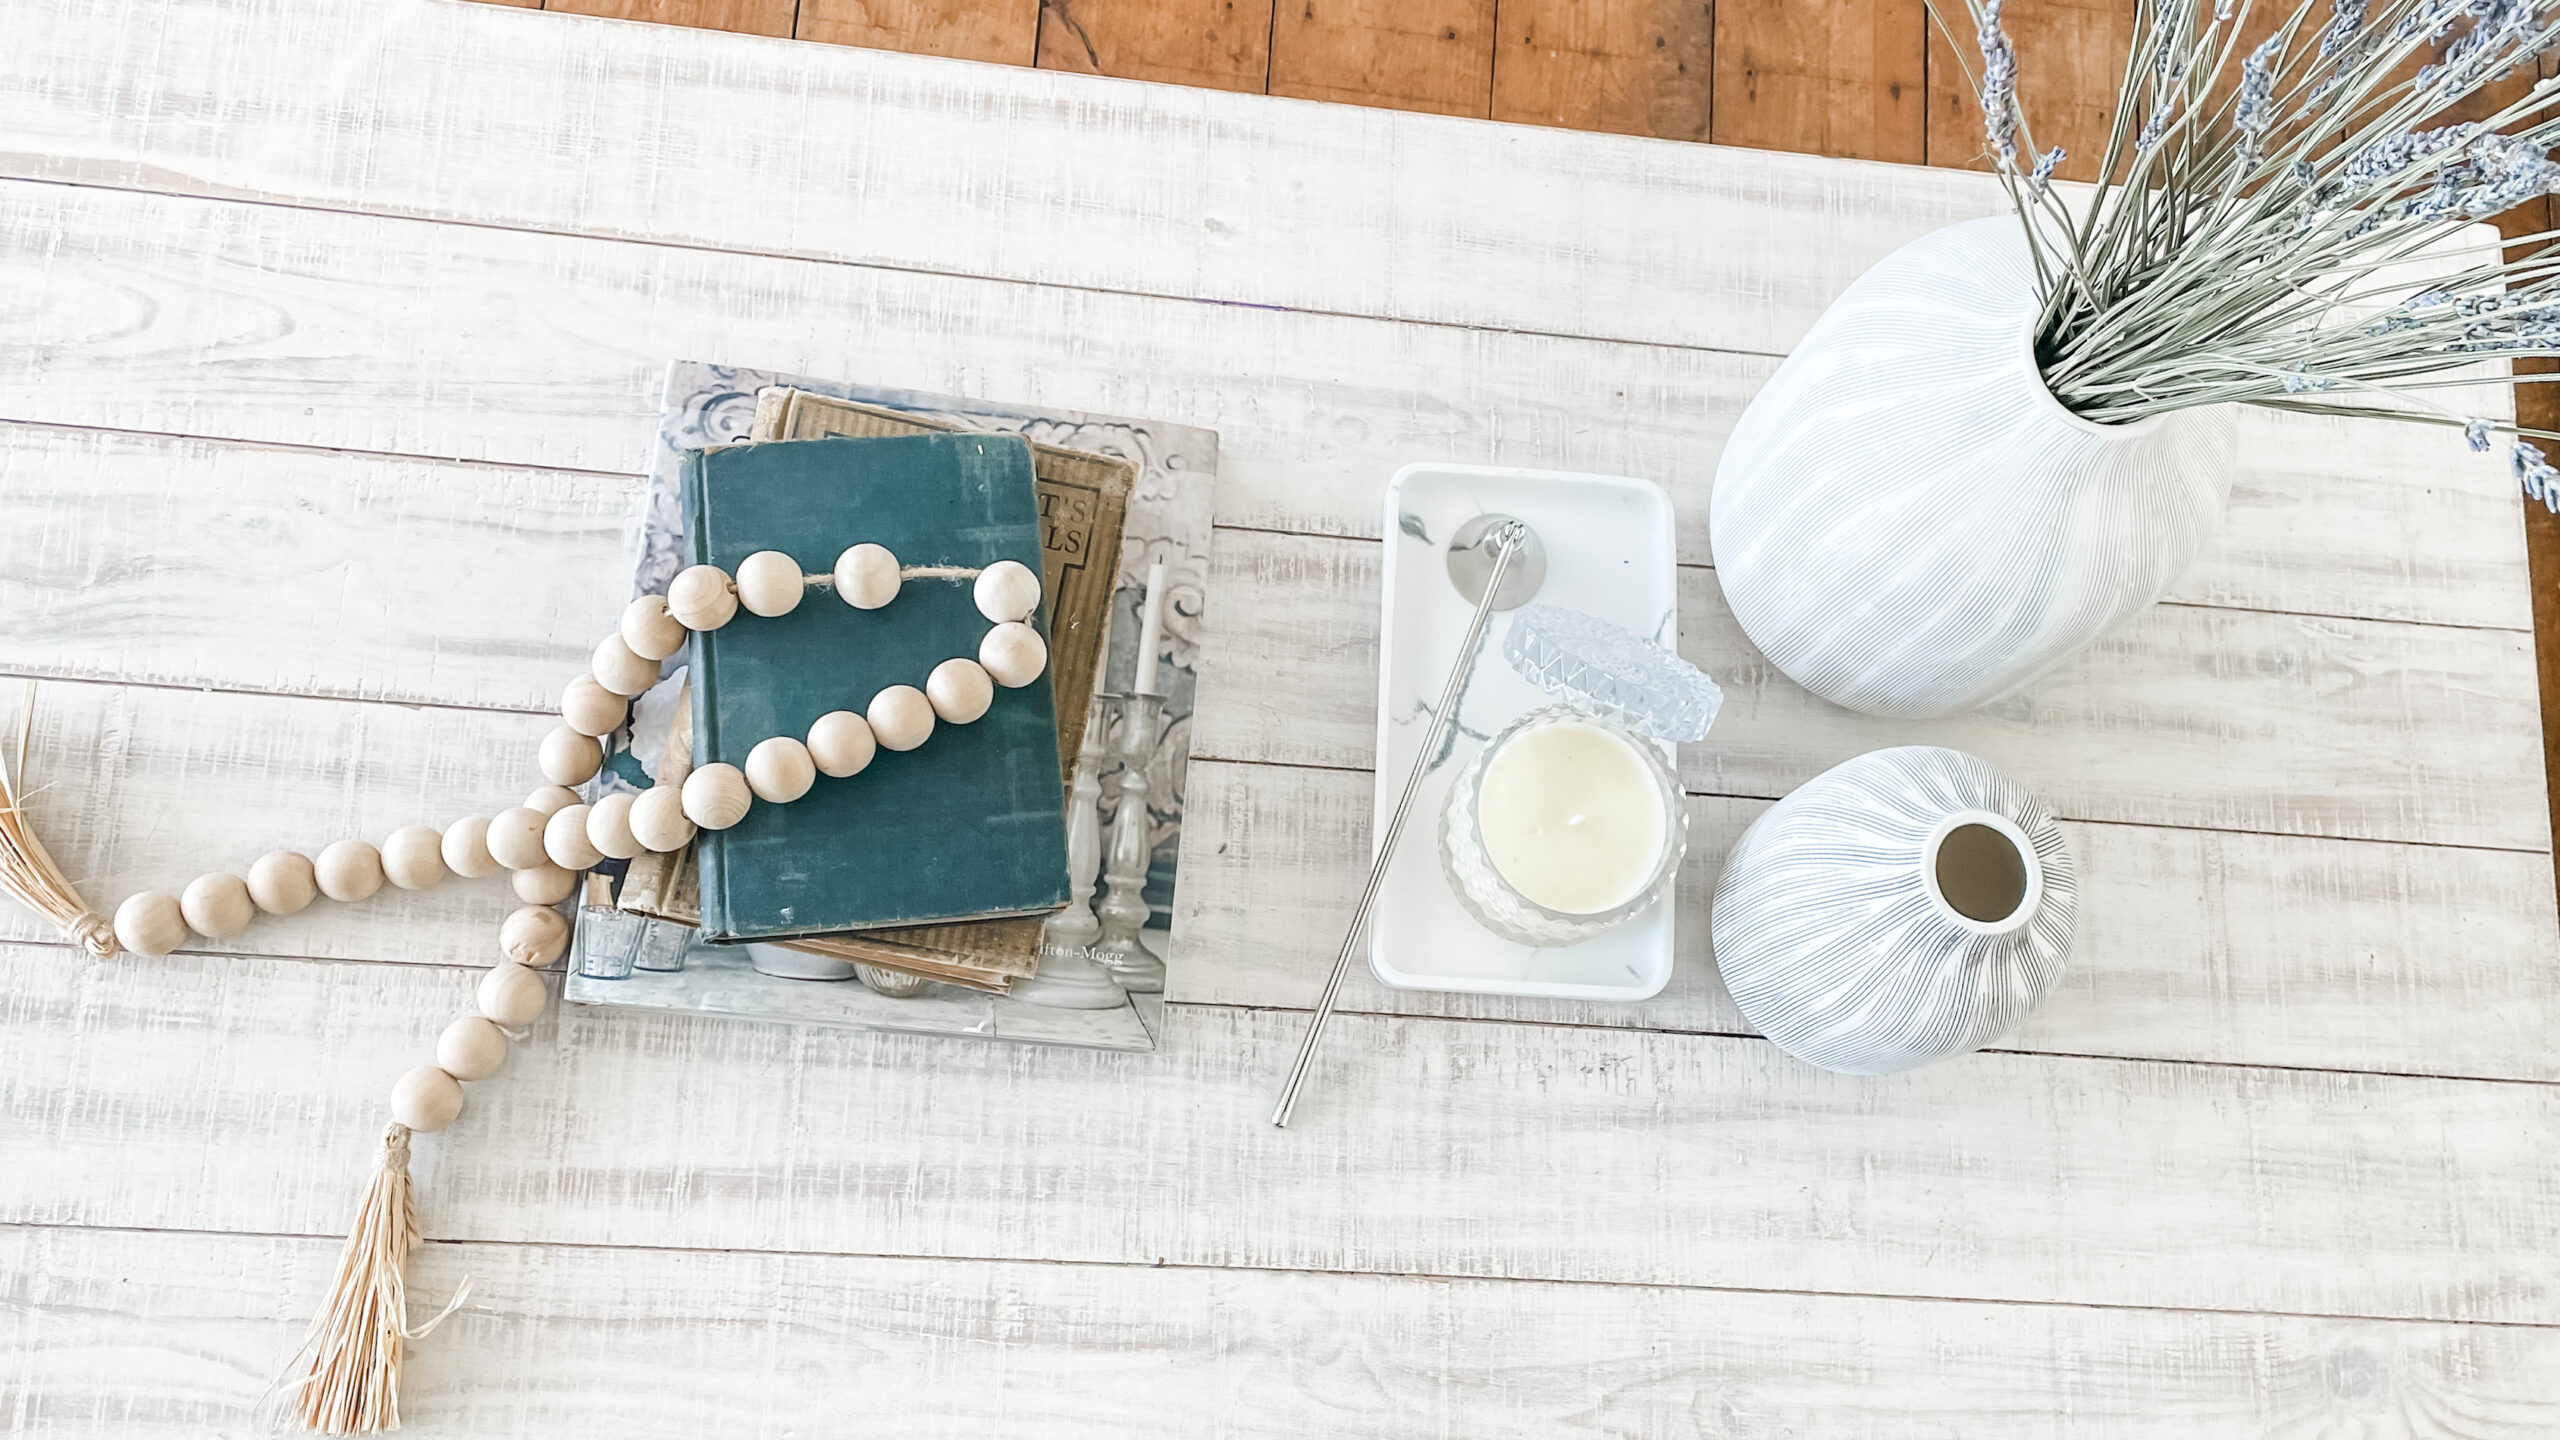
[1709,216,2234,719]
[1710,746,2076,1075]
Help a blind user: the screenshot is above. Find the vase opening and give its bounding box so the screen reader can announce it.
[1923,810,2041,936]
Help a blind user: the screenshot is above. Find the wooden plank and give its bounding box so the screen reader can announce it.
[0,181,2529,632]
[5,671,2540,1081]
[1172,759,2560,1081]
[13,1222,2560,1439]
[1267,0,1496,116]
[798,0,1042,65]
[1710,0,1926,163]
[0,424,631,710]
[5,945,2557,1324]
[1923,0,2132,179]
[1190,531,2551,852]
[0,681,547,965]
[545,0,800,38]
[0,0,2014,354]
[1488,0,1713,140]
[1033,0,1271,90]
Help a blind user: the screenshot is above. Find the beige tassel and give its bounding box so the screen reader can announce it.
[277,1124,470,1434]
[0,683,116,958]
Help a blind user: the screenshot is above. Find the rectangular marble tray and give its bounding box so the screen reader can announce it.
[1369,463,1680,1001]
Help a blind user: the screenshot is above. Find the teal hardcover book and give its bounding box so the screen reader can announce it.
[681,433,1069,942]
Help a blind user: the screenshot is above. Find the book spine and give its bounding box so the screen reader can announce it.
[676,448,731,939]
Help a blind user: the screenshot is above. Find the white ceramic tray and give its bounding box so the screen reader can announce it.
[1369,463,1680,1001]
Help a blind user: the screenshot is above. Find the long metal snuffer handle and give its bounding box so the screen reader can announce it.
[1269,521,1526,1128]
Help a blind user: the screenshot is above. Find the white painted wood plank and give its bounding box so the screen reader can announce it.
[0,0,2002,356]
[2,424,630,709]
[1190,531,2553,852]
[0,165,2532,629]
[4,945,2556,1325]
[0,674,2537,1083]
[10,1222,2558,1440]
[0,680,548,964]
[1172,760,2560,1081]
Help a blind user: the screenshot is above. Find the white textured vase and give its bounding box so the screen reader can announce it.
[1710,216,2236,718]
[1710,746,2076,1075]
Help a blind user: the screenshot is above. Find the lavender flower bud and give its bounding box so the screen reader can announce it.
[2467,418,2495,452]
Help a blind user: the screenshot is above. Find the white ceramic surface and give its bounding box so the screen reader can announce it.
[1710,746,2077,1074]
[1370,464,1679,1001]
[1709,216,2237,719]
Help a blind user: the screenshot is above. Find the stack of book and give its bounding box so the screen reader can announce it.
[564,361,1217,1054]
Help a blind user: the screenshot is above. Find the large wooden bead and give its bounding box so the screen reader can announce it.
[561,673,627,737]
[512,863,578,905]
[682,763,754,830]
[524,785,581,817]
[833,543,900,610]
[668,564,739,632]
[736,550,805,617]
[745,736,817,803]
[485,807,550,870]
[390,1065,466,1132]
[478,961,549,1028]
[867,685,935,751]
[315,840,386,903]
[544,804,604,870]
[629,785,696,852]
[591,632,660,698]
[381,826,448,890]
[806,710,877,778]
[539,725,603,786]
[499,904,571,967]
[113,891,188,955]
[586,791,642,860]
[440,817,498,879]
[620,592,688,661]
[926,658,994,724]
[247,851,320,915]
[979,621,1048,688]
[436,1016,509,1082]
[973,558,1041,623]
[179,873,255,938]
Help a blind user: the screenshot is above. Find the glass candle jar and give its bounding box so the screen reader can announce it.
[1440,704,1687,946]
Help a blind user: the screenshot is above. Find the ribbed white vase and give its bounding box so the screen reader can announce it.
[1710,746,2076,1075]
[1710,216,2236,718]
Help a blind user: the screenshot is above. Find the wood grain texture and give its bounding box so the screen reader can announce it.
[1267,0,1495,115]
[545,0,800,37]
[7,946,2560,1325]
[1190,531,2551,852]
[12,1222,2560,1440]
[1034,0,1270,89]
[0,180,2529,632]
[1923,0,2132,178]
[1173,760,2560,1080]
[1490,0,1712,140]
[0,0,2010,354]
[799,0,1041,64]
[1710,0,1926,162]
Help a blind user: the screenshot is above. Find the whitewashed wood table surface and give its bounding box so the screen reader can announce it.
[3,0,2557,1434]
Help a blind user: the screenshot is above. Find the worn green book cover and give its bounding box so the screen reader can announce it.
[682,434,1069,941]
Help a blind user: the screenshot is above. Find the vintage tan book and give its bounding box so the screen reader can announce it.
[617,389,1131,989]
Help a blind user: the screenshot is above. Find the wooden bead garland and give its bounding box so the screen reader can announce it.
[65,545,1059,1438]
[180,872,255,937]
[380,826,448,890]
[248,850,319,915]
[316,840,386,903]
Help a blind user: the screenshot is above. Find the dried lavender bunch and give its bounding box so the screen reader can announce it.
[1932,0,2560,509]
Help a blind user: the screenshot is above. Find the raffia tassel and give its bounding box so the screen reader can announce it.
[0,683,117,959]
[276,1124,470,1435]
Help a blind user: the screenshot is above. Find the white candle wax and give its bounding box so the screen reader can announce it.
[1132,559,1166,695]
[1476,719,1667,915]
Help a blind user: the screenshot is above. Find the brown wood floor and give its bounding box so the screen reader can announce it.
[473,0,2560,868]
